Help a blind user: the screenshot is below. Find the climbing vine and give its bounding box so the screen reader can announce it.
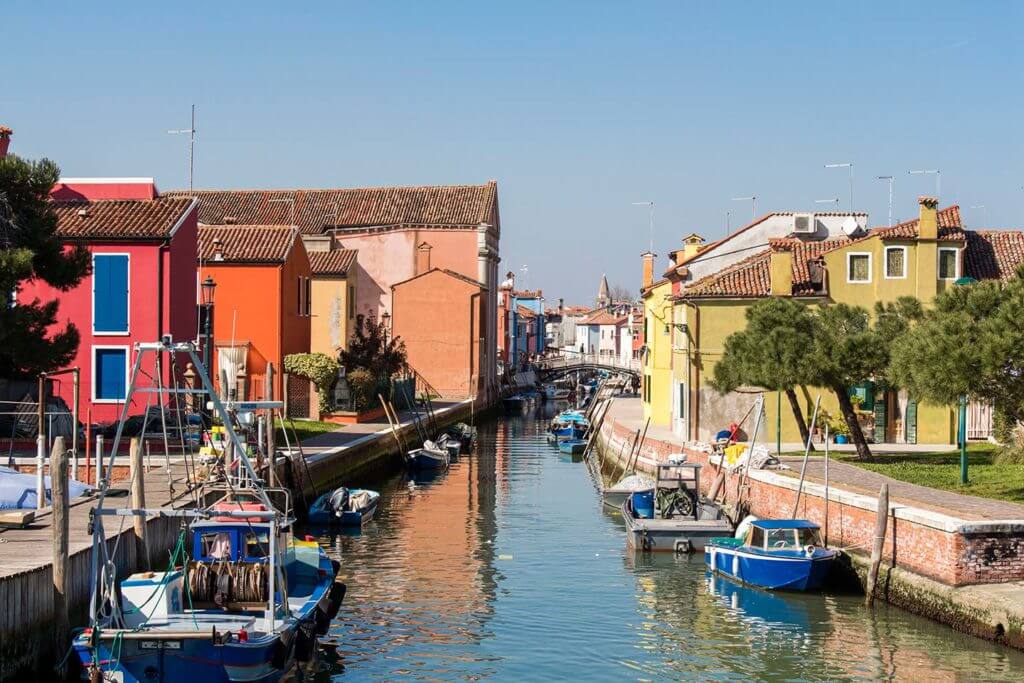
[284,352,340,413]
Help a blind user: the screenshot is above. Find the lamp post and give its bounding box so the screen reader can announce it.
[199,276,216,378]
[381,311,391,344]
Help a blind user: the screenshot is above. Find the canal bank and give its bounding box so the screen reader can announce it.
[307,403,1024,681]
[595,397,1024,650]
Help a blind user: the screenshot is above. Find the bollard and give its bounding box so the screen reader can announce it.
[95,434,105,488]
[51,436,70,678]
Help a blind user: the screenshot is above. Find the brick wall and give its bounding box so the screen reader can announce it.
[600,416,1024,587]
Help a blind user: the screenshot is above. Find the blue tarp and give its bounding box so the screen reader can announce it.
[0,466,90,510]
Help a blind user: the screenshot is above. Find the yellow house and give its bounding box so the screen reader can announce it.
[640,252,674,427]
[667,197,1024,446]
[308,249,358,356]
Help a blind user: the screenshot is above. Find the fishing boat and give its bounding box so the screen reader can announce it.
[308,487,380,526]
[704,519,837,591]
[406,441,450,470]
[557,439,586,456]
[621,461,732,552]
[73,340,345,683]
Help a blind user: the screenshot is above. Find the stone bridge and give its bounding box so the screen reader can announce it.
[534,353,641,381]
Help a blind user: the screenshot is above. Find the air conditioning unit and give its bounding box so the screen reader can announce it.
[792,212,815,234]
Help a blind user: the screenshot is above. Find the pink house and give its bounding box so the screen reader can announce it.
[18,179,199,424]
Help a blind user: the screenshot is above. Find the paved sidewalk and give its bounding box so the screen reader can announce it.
[605,397,1024,522]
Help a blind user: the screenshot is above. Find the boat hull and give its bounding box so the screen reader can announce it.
[407,448,450,470]
[704,544,836,591]
[307,489,380,526]
[622,497,733,552]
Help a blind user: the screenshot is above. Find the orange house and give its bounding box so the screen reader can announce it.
[198,225,311,400]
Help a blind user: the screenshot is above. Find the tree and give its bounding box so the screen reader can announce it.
[890,272,1024,452]
[338,314,408,379]
[608,283,634,303]
[0,153,91,377]
[711,298,818,449]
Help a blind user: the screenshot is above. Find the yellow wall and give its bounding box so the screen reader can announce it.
[642,280,673,426]
[310,277,353,356]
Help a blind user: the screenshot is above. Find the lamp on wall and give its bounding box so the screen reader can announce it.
[381,311,391,343]
[199,276,217,408]
[201,276,216,306]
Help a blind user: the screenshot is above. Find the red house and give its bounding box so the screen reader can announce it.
[17,178,199,424]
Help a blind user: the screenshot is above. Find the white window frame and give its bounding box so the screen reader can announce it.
[883,246,907,279]
[92,252,131,336]
[91,344,131,403]
[938,247,960,280]
[846,252,872,284]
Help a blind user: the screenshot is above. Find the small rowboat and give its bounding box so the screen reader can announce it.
[308,487,380,526]
[407,442,450,470]
[557,439,586,456]
[705,519,837,591]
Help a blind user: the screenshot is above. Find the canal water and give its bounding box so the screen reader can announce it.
[306,405,1024,681]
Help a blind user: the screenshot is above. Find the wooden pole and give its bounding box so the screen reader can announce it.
[865,483,889,607]
[824,424,830,547]
[72,369,80,481]
[37,374,47,509]
[790,394,822,518]
[266,363,276,487]
[129,438,149,569]
[51,436,70,679]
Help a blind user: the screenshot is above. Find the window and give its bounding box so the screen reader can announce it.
[297,276,303,315]
[348,285,355,319]
[847,253,871,283]
[938,248,959,280]
[884,247,906,279]
[244,531,270,559]
[200,531,234,561]
[766,528,798,548]
[749,526,765,549]
[93,347,128,401]
[93,254,129,334]
[304,277,312,316]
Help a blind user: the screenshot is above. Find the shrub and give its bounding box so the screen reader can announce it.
[284,352,340,413]
[345,368,378,412]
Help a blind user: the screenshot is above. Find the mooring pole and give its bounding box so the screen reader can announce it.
[72,369,80,481]
[865,483,889,607]
[959,395,969,484]
[824,424,830,547]
[266,363,277,487]
[129,438,149,569]
[51,436,70,678]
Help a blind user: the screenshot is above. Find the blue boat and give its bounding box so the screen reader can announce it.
[557,439,586,456]
[406,442,450,470]
[705,519,837,591]
[308,487,380,526]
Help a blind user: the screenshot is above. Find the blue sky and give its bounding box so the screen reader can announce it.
[6,1,1022,304]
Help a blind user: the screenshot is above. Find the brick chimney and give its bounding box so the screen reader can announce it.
[0,126,11,158]
[642,251,656,289]
[416,242,433,275]
[681,233,705,262]
[918,196,939,240]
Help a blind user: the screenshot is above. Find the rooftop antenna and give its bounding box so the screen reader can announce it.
[909,169,941,199]
[268,196,296,227]
[732,196,756,222]
[825,162,854,212]
[519,264,528,289]
[167,104,197,192]
[815,198,840,208]
[631,201,654,253]
[876,175,894,227]
[970,204,987,227]
[726,210,731,235]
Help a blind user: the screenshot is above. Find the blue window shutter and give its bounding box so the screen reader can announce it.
[93,255,128,333]
[95,348,127,400]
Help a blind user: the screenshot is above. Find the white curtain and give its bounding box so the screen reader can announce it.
[218,346,247,397]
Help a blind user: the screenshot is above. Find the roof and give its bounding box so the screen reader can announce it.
[751,519,820,529]
[872,205,964,241]
[308,249,357,277]
[580,309,624,326]
[198,225,298,264]
[52,197,196,241]
[516,305,537,319]
[964,230,1024,281]
[169,182,498,235]
[391,267,486,290]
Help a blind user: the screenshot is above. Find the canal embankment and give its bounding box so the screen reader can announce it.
[595,397,1024,649]
[0,395,490,682]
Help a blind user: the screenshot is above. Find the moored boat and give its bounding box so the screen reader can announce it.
[557,439,586,456]
[407,442,450,470]
[704,519,837,591]
[601,472,656,510]
[308,487,380,526]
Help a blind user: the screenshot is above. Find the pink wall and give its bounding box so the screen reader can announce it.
[50,180,157,201]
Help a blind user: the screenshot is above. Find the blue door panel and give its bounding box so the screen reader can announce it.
[95,348,127,400]
[93,255,129,333]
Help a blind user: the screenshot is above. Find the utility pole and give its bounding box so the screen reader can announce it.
[168,104,197,192]
[876,176,894,227]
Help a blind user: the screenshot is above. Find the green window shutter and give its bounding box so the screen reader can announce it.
[905,400,918,444]
[873,391,887,443]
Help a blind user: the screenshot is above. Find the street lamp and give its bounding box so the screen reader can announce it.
[825,162,854,212]
[908,169,941,199]
[199,276,216,411]
[381,311,391,343]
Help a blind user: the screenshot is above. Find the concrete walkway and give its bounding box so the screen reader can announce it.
[606,397,1024,522]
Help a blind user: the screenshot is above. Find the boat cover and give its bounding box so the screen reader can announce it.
[610,473,656,491]
[348,490,373,511]
[0,465,89,510]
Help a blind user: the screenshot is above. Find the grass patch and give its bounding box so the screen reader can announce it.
[274,418,341,443]
[836,443,1024,504]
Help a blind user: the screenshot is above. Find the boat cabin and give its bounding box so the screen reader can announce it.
[743,520,823,552]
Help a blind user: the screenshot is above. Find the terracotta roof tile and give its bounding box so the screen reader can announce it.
[684,250,772,298]
[198,225,297,264]
[964,230,1024,281]
[516,305,537,319]
[168,182,498,235]
[308,249,357,277]
[871,205,963,240]
[52,197,195,240]
[580,310,623,325]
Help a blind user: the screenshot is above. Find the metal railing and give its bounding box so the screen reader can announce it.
[536,352,641,373]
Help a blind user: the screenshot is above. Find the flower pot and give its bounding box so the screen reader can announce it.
[835,435,849,444]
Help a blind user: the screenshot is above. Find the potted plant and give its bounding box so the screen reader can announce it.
[831,415,851,444]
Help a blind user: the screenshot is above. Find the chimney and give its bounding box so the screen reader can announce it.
[918,196,939,240]
[0,126,11,158]
[416,241,432,275]
[558,298,564,315]
[770,245,793,297]
[213,236,225,262]
[642,251,656,289]
[681,233,706,262]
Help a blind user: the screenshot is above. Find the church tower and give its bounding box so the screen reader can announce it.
[597,273,610,308]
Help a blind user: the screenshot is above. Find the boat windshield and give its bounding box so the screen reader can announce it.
[765,527,822,549]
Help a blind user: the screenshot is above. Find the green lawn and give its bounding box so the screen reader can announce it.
[836,444,1024,505]
[274,418,341,443]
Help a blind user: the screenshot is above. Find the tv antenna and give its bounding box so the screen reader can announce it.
[168,104,197,192]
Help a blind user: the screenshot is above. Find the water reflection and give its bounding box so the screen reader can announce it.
[303,405,1024,682]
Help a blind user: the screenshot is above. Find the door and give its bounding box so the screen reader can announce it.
[672,381,687,438]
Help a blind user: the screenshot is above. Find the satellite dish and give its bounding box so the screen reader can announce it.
[842,216,862,237]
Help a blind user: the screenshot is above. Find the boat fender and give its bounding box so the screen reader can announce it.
[295,619,317,662]
[316,580,347,634]
[805,545,816,557]
[271,628,296,669]
[327,581,347,620]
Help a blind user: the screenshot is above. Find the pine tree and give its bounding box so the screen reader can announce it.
[338,313,408,378]
[0,154,91,377]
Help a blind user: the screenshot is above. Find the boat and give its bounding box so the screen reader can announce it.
[446,423,477,453]
[436,434,461,460]
[542,384,572,401]
[308,487,380,526]
[621,461,732,553]
[557,439,587,456]
[601,472,656,510]
[502,394,527,412]
[0,465,89,510]
[73,339,345,683]
[704,519,837,591]
[406,441,450,470]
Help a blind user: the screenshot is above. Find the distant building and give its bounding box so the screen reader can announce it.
[308,249,358,357]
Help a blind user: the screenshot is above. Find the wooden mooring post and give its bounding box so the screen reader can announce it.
[129,437,149,569]
[51,436,70,679]
[865,483,889,607]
